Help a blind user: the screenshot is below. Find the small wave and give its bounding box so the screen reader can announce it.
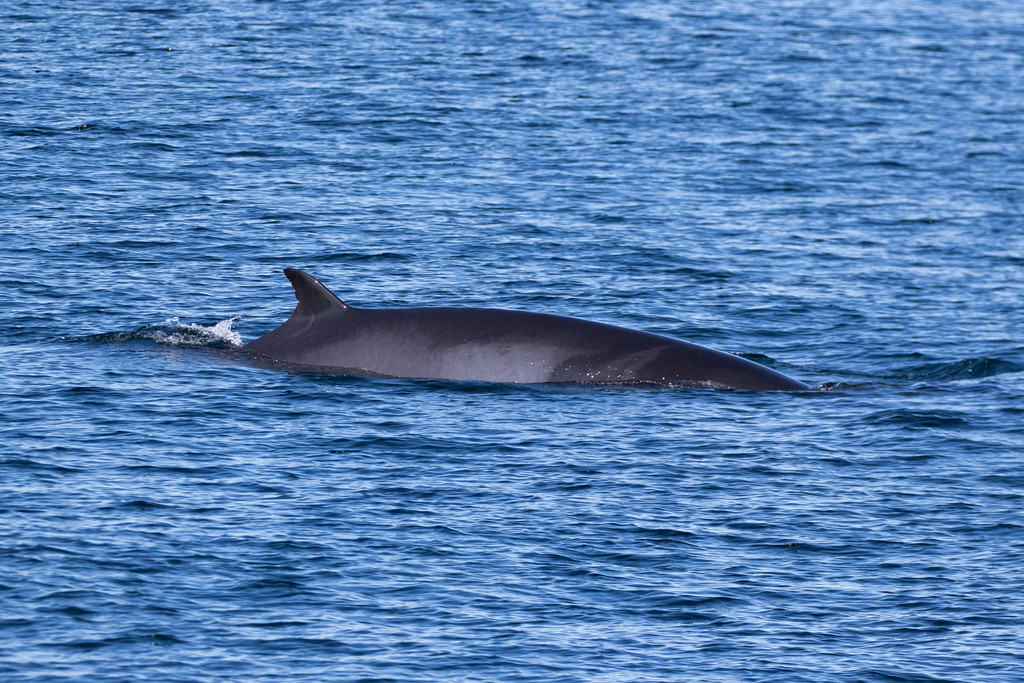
[897,357,1023,382]
[70,317,243,349]
[864,408,973,429]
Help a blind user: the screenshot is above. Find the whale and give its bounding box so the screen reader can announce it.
[242,268,809,390]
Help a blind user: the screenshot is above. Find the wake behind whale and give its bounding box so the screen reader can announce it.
[242,269,809,391]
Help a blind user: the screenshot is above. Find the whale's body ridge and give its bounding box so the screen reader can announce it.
[242,268,809,391]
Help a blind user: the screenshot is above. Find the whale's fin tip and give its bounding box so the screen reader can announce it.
[283,268,349,317]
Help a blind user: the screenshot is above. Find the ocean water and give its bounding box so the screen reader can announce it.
[3,0,1023,680]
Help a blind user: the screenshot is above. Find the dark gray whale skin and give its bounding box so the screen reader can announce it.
[243,269,809,390]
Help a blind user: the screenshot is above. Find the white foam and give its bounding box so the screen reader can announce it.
[152,316,243,348]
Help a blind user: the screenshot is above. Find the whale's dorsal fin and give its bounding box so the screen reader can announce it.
[284,268,349,317]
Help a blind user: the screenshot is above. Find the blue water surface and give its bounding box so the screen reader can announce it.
[2,1,1023,681]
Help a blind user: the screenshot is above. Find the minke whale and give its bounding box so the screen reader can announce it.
[243,269,809,391]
